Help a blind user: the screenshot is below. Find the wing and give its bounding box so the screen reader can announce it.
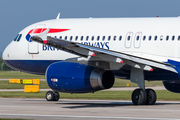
[30,28,177,73]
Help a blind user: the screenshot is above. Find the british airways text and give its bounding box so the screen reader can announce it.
[42,42,110,51]
[81,42,109,50]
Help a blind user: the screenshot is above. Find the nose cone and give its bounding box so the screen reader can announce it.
[2,41,18,71]
[2,42,12,61]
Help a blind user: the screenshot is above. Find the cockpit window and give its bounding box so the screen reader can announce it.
[17,34,22,41]
[14,34,22,42]
[14,34,19,41]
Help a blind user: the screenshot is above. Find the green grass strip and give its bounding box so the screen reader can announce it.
[0,71,45,79]
[0,81,49,89]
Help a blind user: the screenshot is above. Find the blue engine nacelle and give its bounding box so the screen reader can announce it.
[46,62,115,93]
[163,81,180,93]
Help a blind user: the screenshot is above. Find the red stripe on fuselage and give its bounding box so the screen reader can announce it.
[27,28,70,34]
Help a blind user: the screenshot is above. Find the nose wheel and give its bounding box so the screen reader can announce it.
[46,91,60,101]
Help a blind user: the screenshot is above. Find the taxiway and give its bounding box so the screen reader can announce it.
[0,98,180,120]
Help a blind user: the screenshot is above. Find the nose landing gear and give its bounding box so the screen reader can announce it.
[46,91,60,101]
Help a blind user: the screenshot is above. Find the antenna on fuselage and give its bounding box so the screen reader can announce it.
[56,13,60,19]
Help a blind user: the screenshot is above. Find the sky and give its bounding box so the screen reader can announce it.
[0,0,180,53]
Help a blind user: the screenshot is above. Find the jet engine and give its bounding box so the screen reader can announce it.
[46,62,115,93]
[163,81,180,93]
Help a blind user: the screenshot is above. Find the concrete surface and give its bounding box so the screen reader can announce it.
[0,98,180,120]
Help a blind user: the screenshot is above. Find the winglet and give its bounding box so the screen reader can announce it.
[56,13,60,19]
[31,28,50,44]
[38,28,50,40]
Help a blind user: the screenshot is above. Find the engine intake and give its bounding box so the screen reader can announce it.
[46,62,114,93]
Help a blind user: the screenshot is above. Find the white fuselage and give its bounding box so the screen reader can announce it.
[3,17,180,76]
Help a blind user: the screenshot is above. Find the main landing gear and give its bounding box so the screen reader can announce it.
[132,88,156,105]
[130,67,157,105]
[46,91,60,101]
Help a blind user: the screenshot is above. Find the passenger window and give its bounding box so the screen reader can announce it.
[70,36,73,41]
[114,36,116,40]
[178,36,180,40]
[102,36,105,41]
[55,36,57,38]
[172,36,175,40]
[65,36,67,40]
[149,36,151,40]
[154,36,157,40]
[14,34,19,41]
[97,36,100,41]
[127,36,130,41]
[92,36,94,40]
[17,34,22,42]
[108,36,111,41]
[60,36,62,39]
[81,36,83,41]
[160,35,163,41]
[136,36,139,41]
[75,36,78,41]
[119,36,122,41]
[86,36,89,41]
[143,36,146,40]
[166,36,169,41]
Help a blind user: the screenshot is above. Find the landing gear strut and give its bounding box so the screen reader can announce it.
[46,91,60,101]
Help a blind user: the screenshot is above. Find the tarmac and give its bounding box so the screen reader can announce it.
[0,79,175,120]
[0,98,180,120]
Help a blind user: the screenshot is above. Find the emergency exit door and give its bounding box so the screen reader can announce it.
[134,32,142,48]
[125,32,133,48]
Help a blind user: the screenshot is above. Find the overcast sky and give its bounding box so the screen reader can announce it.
[0,0,180,53]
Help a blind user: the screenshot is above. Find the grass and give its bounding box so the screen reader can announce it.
[0,81,49,89]
[113,79,163,87]
[0,90,180,101]
[0,71,45,79]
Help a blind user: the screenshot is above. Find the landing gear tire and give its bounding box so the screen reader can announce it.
[53,91,60,101]
[46,91,60,101]
[46,91,55,101]
[132,89,147,105]
[145,89,156,105]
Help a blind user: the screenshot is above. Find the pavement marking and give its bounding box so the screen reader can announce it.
[0,113,179,120]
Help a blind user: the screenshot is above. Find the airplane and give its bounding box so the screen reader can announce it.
[3,13,180,105]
